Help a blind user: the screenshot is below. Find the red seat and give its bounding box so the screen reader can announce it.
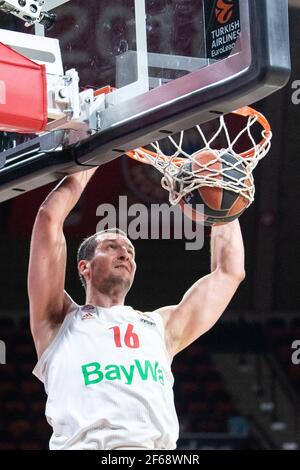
[214,401,234,415]
[0,318,15,339]
[31,400,45,416]
[180,382,201,399]
[187,401,209,414]
[14,344,36,361]
[205,380,226,395]
[195,363,212,377]
[0,442,15,450]
[266,318,289,342]
[8,419,31,439]
[288,365,300,380]
[289,318,300,337]
[18,441,43,450]
[19,362,35,377]
[194,421,219,433]
[34,419,51,440]
[0,363,16,379]
[20,379,44,398]
[0,381,17,399]
[277,345,292,364]
[4,400,26,415]
[184,343,206,359]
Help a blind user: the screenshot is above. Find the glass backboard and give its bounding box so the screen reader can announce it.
[45,0,247,108]
[0,0,291,202]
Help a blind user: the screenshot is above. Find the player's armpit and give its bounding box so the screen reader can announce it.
[157,268,244,356]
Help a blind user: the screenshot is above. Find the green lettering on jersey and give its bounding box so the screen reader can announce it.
[135,359,158,381]
[81,362,103,385]
[120,365,135,384]
[157,367,165,386]
[81,360,165,387]
[105,364,121,381]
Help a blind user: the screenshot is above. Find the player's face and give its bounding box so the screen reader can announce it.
[88,234,136,293]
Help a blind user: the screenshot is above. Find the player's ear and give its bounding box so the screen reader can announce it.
[78,260,90,278]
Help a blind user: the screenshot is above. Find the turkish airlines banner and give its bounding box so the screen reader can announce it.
[205,0,241,60]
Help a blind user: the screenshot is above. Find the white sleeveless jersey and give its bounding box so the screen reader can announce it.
[33,303,179,450]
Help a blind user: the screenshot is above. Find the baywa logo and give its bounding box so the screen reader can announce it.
[215,0,234,25]
[82,359,165,386]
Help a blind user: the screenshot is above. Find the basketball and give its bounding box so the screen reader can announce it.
[177,150,252,226]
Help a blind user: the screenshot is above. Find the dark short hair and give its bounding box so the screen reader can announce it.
[77,228,128,289]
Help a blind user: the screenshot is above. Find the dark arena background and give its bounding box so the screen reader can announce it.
[0,0,300,452]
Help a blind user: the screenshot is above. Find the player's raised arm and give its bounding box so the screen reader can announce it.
[28,168,98,358]
[157,220,245,357]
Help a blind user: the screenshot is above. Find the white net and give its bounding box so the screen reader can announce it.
[126,107,272,206]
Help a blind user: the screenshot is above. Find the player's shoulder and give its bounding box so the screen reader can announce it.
[151,305,177,325]
[136,307,177,329]
[135,309,162,324]
[136,309,154,319]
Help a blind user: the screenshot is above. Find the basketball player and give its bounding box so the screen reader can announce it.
[28,167,245,450]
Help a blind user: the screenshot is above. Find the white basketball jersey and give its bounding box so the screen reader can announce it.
[33,303,179,450]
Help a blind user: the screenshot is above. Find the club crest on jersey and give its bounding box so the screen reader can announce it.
[81,305,97,320]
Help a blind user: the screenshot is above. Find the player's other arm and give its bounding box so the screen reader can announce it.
[158,220,245,356]
[28,168,98,357]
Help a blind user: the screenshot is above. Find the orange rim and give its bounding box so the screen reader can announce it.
[232,106,272,159]
[126,106,272,166]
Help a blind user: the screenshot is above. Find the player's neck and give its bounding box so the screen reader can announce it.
[85,290,126,308]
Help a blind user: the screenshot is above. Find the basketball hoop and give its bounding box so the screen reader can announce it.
[126,106,272,207]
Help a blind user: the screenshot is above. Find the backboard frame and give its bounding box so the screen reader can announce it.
[0,0,291,202]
